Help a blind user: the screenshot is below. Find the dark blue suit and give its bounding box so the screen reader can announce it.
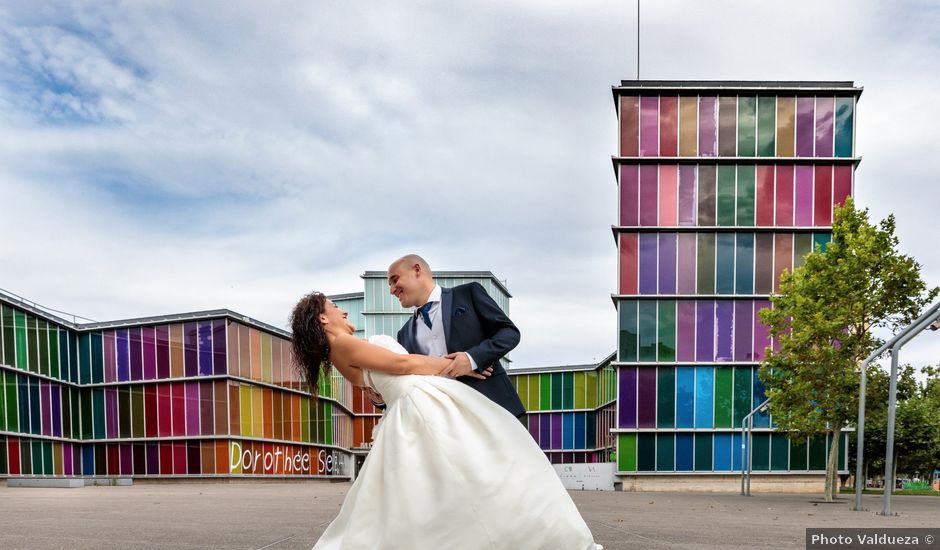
[397,282,526,417]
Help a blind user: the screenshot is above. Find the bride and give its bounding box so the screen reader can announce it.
[291,291,602,550]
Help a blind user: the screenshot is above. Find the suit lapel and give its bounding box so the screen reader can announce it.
[440,286,454,350]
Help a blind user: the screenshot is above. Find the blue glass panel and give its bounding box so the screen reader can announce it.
[676,433,693,471]
[29,379,40,435]
[18,375,30,434]
[694,367,714,428]
[735,233,754,294]
[753,369,770,427]
[82,445,95,476]
[563,413,574,449]
[574,412,586,450]
[732,432,747,471]
[675,367,695,428]
[539,415,550,450]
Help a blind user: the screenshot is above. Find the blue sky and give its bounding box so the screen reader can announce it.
[1,1,939,370]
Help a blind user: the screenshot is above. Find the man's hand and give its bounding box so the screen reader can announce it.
[363,387,385,408]
[440,352,493,380]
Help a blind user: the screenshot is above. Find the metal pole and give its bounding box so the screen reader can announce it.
[740,416,747,495]
[740,398,769,496]
[746,415,754,496]
[882,347,900,515]
[636,0,640,80]
[853,300,940,511]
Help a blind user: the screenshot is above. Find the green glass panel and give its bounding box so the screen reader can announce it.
[81,389,93,439]
[0,371,5,431]
[573,372,586,409]
[323,401,332,445]
[757,96,776,157]
[58,331,70,382]
[26,316,39,373]
[4,371,16,432]
[2,305,15,367]
[737,96,757,156]
[697,234,716,293]
[32,440,43,474]
[261,333,273,383]
[551,373,563,409]
[715,233,735,294]
[813,233,831,253]
[90,333,103,384]
[834,97,854,158]
[239,385,252,436]
[71,388,82,439]
[131,387,144,438]
[92,389,105,439]
[619,300,638,362]
[732,367,752,428]
[48,326,60,380]
[37,321,49,376]
[656,367,675,427]
[585,372,597,408]
[540,374,551,411]
[20,440,31,475]
[713,367,733,428]
[736,165,755,225]
[751,432,770,470]
[808,434,827,470]
[78,334,91,384]
[561,372,573,409]
[656,434,675,471]
[694,433,712,471]
[657,301,676,362]
[530,374,541,411]
[14,311,27,370]
[793,233,813,269]
[42,440,53,475]
[716,166,736,226]
[0,436,6,474]
[771,433,789,470]
[301,396,311,443]
[119,388,131,438]
[637,433,656,471]
[638,301,657,362]
[617,434,637,471]
[68,333,79,383]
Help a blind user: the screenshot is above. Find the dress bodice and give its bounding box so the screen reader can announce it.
[362,335,420,405]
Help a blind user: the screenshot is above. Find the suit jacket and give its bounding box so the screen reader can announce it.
[397,282,526,417]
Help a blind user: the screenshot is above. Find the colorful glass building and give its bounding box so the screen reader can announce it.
[612,81,861,487]
[0,290,355,480]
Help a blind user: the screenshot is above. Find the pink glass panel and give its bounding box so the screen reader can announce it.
[775,165,794,227]
[833,165,853,212]
[620,96,640,157]
[640,96,659,156]
[619,165,639,226]
[676,300,696,361]
[814,166,833,226]
[659,165,678,226]
[639,165,658,226]
[698,97,717,156]
[619,233,639,295]
[753,300,772,361]
[678,165,696,226]
[677,233,697,294]
[794,165,814,226]
[659,96,678,157]
[755,165,774,226]
[815,97,834,157]
[796,97,815,156]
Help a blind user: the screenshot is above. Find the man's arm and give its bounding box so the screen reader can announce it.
[462,282,521,369]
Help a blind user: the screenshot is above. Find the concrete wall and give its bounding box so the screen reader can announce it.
[618,474,826,493]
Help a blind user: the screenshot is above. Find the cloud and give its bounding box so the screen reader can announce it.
[0,0,938,368]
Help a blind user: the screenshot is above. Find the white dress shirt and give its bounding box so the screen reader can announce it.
[414,285,479,371]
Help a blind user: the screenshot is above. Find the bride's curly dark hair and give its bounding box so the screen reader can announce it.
[290,291,332,396]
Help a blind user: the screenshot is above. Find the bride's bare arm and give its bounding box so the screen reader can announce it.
[331,336,449,375]
[331,362,365,387]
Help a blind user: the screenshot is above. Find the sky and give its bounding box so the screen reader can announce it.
[1,1,939,371]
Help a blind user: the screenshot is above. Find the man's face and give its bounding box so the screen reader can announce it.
[387,261,422,308]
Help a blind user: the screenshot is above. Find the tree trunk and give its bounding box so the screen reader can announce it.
[825,430,840,502]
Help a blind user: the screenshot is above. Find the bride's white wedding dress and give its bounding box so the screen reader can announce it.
[313,335,601,550]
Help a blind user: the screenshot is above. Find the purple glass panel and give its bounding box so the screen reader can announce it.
[676,300,696,361]
[815,97,834,157]
[106,388,118,439]
[40,381,51,436]
[142,327,156,381]
[156,325,170,380]
[640,96,659,156]
[715,301,734,362]
[678,165,696,225]
[51,385,62,437]
[539,413,551,450]
[639,165,658,226]
[528,414,539,443]
[212,320,227,375]
[677,233,697,293]
[618,367,637,428]
[185,383,200,435]
[198,321,213,376]
[658,233,677,294]
[129,327,143,381]
[184,323,198,378]
[551,413,563,449]
[116,329,130,382]
[695,301,715,362]
[120,444,133,476]
[796,97,815,156]
[620,165,639,226]
[146,443,160,475]
[637,368,657,428]
[63,443,73,476]
[734,301,753,362]
[639,233,658,294]
[698,96,717,156]
[104,332,115,383]
[794,165,814,226]
[753,300,772,360]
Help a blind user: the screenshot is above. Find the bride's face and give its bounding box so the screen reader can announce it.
[321,300,356,335]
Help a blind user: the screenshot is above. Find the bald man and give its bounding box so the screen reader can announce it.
[383,254,525,417]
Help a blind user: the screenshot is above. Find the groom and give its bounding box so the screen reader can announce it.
[379,254,525,418]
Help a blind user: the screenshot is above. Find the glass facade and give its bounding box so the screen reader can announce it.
[0,299,353,478]
[613,81,861,475]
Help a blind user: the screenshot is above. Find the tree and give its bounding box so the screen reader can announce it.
[758,198,937,501]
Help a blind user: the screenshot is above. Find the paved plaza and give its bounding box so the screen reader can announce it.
[0,481,935,549]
